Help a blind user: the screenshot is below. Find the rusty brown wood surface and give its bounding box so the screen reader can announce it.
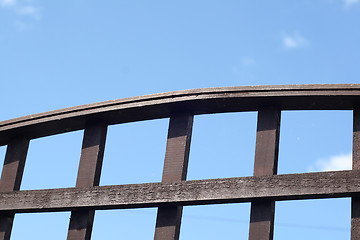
[154,114,193,240]
[67,124,107,240]
[0,170,358,213]
[0,84,360,146]
[352,109,360,240]
[0,139,29,240]
[249,107,280,240]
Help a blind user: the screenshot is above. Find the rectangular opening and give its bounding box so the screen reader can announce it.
[12,212,71,240]
[92,208,157,239]
[274,198,351,239]
[278,110,352,174]
[181,204,250,239]
[187,112,257,181]
[0,145,6,175]
[100,119,168,185]
[21,131,83,190]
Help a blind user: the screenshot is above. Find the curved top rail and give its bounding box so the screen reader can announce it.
[0,84,360,146]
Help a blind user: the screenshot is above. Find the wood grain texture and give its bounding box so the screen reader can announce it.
[67,124,107,240]
[0,170,358,213]
[0,139,29,240]
[1,84,360,146]
[249,107,280,240]
[154,114,193,240]
[352,109,360,240]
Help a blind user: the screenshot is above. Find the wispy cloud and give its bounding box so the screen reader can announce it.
[17,5,41,20]
[232,57,256,83]
[344,0,360,7]
[308,152,352,172]
[233,56,256,73]
[14,20,30,31]
[282,32,308,49]
[0,0,16,7]
[0,0,42,31]
[240,57,256,65]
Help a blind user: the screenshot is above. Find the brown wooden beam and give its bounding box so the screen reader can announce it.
[1,84,360,146]
[67,124,107,240]
[352,109,360,240]
[154,114,193,240]
[249,107,280,240]
[0,170,359,213]
[0,138,29,240]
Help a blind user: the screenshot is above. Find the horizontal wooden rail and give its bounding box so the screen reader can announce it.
[0,170,358,213]
[0,84,360,146]
[0,84,358,240]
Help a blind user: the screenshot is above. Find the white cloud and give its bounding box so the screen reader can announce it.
[1,0,42,19]
[344,0,360,7]
[240,57,256,65]
[282,32,308,49]
[308,152,352,172]
[14,20,30,31]
[17,5,41,19]
[0,0,16,7]
[0,0,43,30]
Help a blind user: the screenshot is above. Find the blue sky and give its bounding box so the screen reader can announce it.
[0,0,359,239]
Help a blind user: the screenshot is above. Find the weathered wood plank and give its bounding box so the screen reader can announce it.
[1,84,360,146]
[154,114,193,240]
[249,107,280,240]
[67,124,107,240]
[0,170,359,213]
[0,139,29,240]
[352,109,360,240]
[252,108,280,177]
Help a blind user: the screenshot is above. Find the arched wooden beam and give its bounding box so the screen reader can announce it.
[0,84,359,145]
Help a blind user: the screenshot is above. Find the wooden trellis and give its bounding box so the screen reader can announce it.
[0,84,359,240]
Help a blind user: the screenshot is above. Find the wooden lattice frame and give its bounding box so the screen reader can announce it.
[0,84,360,240]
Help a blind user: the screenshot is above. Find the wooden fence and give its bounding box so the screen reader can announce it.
[0,84,359,240]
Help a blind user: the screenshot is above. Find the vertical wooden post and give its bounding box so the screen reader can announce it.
[0,138,29,240]
[67,124,107,240]
[249,107,281,240]
[352,109,360,240]
[154,113,193,240]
